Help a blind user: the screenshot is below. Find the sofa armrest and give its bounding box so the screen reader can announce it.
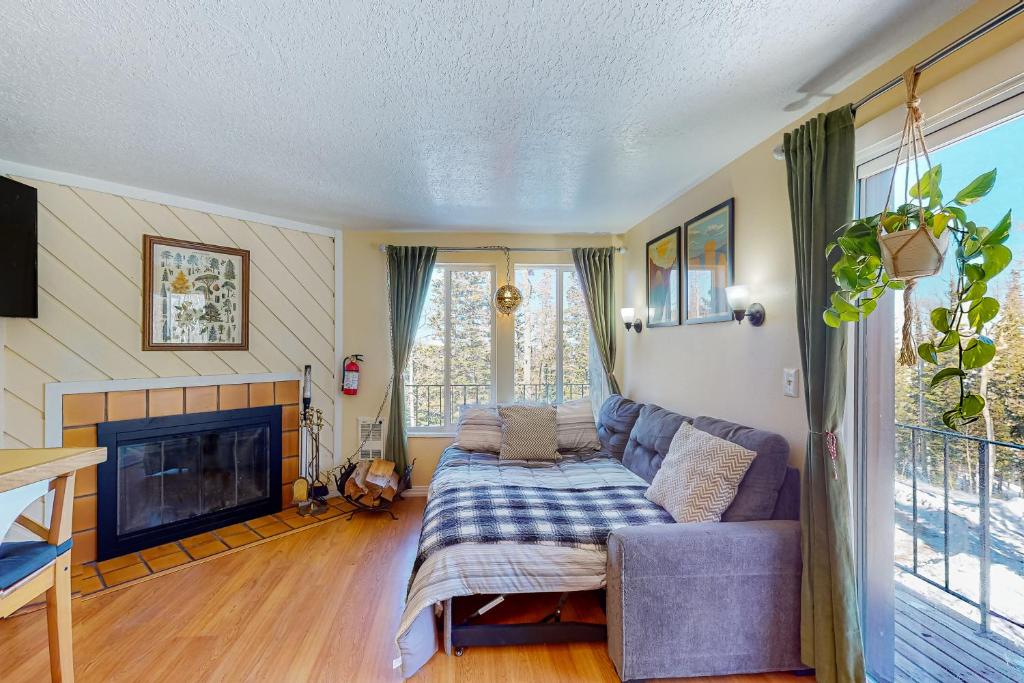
[606,521,803,680]
[608,520,800,577]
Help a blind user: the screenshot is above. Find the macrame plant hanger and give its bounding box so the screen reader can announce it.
[876,68,938,367]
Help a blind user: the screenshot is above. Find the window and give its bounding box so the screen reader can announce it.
[405,265,494,430]
[514,265,592,403]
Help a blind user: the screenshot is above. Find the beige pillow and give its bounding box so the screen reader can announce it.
[645,422,756,523]
[498,404,558,461]
[556,399,600,452]
[453,405,502,453]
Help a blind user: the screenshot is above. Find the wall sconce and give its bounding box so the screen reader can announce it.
[620,307,643,334]
[725,285,765,326]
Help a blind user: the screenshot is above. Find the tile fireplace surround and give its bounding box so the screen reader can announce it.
[59,379,301,568]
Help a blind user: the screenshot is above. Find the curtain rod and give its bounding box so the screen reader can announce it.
[771,2,1023,160]
[852,2,1024,112]
[378,245,626,254]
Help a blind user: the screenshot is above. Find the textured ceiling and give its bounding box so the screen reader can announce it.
[0,1,971,232]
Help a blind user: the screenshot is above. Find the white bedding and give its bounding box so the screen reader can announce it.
[395,449,649,678]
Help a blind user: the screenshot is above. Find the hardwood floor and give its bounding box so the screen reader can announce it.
[0,498,811,682]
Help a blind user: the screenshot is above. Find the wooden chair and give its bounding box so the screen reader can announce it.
[1,447,107,683]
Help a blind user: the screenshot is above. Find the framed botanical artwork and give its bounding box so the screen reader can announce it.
[646,227,681,327]
[143,235,250,350]
[683,198,734,325]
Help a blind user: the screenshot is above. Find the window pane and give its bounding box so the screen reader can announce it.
[514,267,558,402]
[449,269,493,411]
[561,269,590,401]
[405,268,445,427]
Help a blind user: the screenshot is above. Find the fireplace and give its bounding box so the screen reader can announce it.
[96,406,283,560]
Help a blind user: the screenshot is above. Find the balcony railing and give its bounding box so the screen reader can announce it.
[405,384,492,428]
[513,383,590,403]
[895,422,1024,634]
[405,383,590,427]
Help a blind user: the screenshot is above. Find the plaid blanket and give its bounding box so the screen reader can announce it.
[414,484,673,572]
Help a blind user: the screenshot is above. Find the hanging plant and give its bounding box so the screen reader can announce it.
[821,69,1013,432]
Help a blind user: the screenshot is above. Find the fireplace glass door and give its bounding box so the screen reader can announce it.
[97,406,282,560]
[117,426,270,536]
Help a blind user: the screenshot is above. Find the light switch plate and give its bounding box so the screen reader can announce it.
[783,368,799,398]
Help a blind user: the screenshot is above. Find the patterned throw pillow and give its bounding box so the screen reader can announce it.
[645,422,756,523]
[556,399,601,452]
[498,405,559,461]
[453,405,502,454]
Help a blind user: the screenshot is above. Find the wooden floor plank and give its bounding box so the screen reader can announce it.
[895,651,943,683]
[896,583,1024,671]
[895,594,1022,682]
[896,621,1002,683]
[0,497,809,682]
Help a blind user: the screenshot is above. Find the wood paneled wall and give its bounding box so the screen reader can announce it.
[1,177,336,464]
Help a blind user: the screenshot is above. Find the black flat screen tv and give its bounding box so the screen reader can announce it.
[0,176,38,318]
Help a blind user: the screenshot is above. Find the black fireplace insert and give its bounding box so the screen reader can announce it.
[96,405,282,560]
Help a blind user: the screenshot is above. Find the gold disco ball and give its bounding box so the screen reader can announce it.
[494,283,523,315]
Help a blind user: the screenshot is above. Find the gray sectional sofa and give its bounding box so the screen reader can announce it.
[597,395,804,681]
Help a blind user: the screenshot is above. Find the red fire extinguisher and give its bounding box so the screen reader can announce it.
[342,354,363,395]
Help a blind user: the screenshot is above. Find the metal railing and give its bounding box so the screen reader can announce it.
[895,422,1024,632]
[405,384,492,427]
[513,383,589,403]
[405,383,591,427]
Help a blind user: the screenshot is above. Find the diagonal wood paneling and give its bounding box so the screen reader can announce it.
[2,177,337,463]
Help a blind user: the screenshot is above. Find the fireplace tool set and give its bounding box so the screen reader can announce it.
[294,406,330,516]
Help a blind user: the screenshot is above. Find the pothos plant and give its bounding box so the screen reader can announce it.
[823,164,1013,431]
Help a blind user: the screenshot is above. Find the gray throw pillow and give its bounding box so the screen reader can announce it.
[498,404,558,461]
[556,399,601,452]
[453,405,502,454]
[645,422,756,523]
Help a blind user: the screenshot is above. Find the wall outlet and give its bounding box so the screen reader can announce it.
[783,368,799,398]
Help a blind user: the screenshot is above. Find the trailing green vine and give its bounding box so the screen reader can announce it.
[823,164,1013,431]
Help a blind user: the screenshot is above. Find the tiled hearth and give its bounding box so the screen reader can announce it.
[61,380,302,568]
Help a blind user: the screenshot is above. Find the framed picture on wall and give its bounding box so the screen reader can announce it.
[646,226,681,327]
[143,235,250,350]
[683,198,735,324]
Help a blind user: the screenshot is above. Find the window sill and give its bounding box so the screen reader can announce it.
[408,431,456,438]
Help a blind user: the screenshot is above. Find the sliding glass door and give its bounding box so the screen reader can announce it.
[858,100,1024,683]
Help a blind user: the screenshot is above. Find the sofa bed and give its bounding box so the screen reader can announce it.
[395,395,803,680]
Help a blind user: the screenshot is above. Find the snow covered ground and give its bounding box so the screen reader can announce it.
[895,477,1024,650]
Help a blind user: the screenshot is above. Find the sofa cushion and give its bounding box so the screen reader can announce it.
[645,422,756,523]
[596,395,642,460]
[692,416,790,522]
[621,404,689,482]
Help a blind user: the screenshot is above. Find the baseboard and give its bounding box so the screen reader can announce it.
[403,485,428,498]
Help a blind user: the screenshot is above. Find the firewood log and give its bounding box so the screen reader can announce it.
[344,460,371,498]
[365,459,396,490]
[380,472,401,502]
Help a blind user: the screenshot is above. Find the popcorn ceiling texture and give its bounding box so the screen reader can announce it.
[0,1,969,232]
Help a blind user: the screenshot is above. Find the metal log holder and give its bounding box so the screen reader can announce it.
[332,458,414,521]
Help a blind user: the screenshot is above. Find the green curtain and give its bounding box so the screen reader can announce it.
[385,245,438,476]
[783,104,865,683]
[571,247,621,396]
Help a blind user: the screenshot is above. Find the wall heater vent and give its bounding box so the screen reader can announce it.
[357,417,384,460]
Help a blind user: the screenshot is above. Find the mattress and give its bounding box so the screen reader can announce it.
[395,447,657,678]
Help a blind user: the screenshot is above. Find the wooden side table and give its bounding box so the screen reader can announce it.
[1,447,108,683]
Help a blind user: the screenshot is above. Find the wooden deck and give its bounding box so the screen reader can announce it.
[895,583,1024,682]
